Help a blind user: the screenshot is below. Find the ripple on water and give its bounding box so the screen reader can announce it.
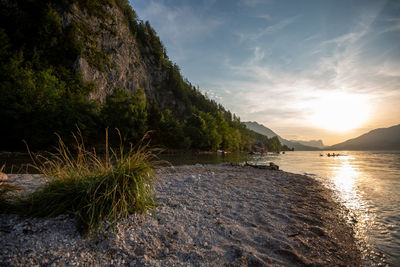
[250,151,400,266]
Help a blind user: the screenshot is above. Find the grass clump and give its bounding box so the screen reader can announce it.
[18,130,158,236]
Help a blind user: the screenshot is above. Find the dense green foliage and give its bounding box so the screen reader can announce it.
[101,88,148,143]
[0,0,99,149]
[0,0,287,152]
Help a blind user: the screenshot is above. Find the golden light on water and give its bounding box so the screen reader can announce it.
[332,159,358,195]
[310,92,370,132]
[331,156,366,210]
[330,156,378,261]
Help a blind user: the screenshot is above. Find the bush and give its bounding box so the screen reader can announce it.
[15,130,158,236]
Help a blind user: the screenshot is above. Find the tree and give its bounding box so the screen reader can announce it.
[101,88,147,143]
[184,114,207,150]
[147,98,162,144]
[201,112,222,151]
[159,110,190,149]
[268,136,282,152]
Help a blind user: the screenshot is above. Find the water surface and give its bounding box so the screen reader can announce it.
[250,151,400,266]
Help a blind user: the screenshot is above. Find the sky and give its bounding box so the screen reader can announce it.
[130,0,400,145]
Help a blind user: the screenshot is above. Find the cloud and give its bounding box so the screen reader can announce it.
[133,1,223,60]
[252,47,265,63]
[211,62,315,125]
[201,89,222,101]
[258,17,297,37]
[306,8,394,96]
[256,13,271,20]
[304,34,319,42]
[139,2,222,39]
[239,0,270,7]
[234,16,298,46]
[383,18,400,33]
[202,0,217,8]
[379,60,400,77]
[322,31,366,47]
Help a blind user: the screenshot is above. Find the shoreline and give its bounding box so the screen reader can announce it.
[1,165,361,266]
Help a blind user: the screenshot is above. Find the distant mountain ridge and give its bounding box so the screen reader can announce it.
[243,122,320,151]
[243,122,278,139]
[289,139,325,149]
[329,124,400,150]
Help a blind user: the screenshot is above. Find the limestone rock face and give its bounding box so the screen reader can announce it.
[61,4,166,103]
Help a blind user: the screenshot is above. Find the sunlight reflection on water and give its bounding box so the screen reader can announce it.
[332,158,358,198]
[329,157,387,265]
[251,151,399,266]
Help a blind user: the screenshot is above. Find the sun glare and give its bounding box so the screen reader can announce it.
[310,92,369,132]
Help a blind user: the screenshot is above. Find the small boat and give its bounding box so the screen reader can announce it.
[327,153,340,157]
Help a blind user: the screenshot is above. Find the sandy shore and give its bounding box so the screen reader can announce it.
[0,165,361,266]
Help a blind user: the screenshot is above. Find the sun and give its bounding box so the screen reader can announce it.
[310,92,369,132]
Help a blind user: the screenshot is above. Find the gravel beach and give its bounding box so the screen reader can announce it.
[0,164,361,266]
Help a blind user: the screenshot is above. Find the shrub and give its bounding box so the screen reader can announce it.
[16,130,158,236]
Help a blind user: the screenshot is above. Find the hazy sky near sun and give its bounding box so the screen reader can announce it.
[130,0,400,145]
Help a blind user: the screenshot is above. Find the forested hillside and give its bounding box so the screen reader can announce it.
[0,0,285,152]
[244,122,318,151]
[329,124,400,150]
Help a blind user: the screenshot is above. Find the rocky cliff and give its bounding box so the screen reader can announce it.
[60,3,163,102]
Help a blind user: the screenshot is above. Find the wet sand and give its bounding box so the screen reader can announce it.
[0,164,361,266]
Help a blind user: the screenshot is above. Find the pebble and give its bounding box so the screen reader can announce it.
[163,248,169,255]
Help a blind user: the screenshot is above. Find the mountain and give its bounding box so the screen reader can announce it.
[0,0,258,151]
[243,121,278,139]
[288,139,325,149]
[243,122,320,150]
[329,124,400,150]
